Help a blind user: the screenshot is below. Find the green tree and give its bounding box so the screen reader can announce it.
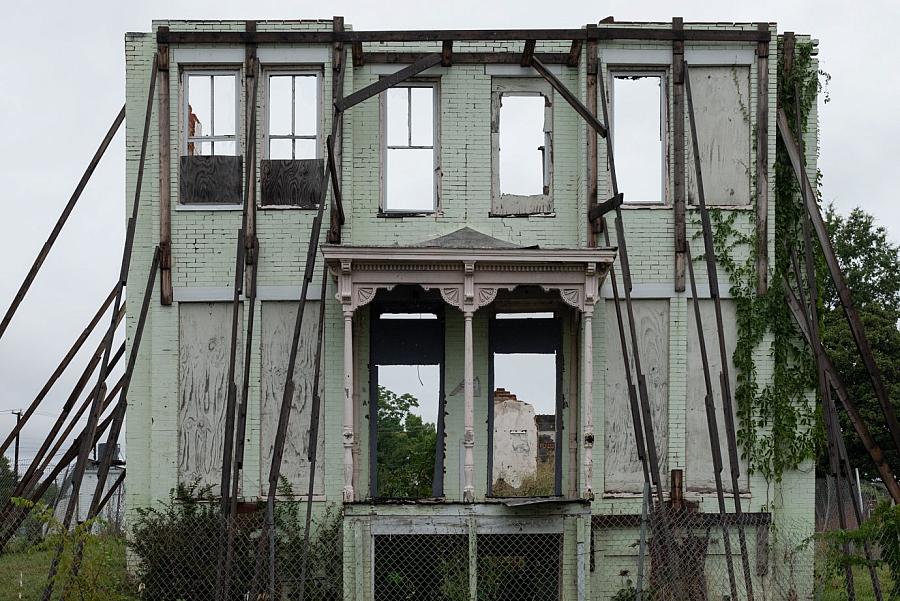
[376,386,437,498]
[822,205,900,480]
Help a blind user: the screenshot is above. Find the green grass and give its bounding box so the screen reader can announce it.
[816,556,896,601]
[0,536,139,600]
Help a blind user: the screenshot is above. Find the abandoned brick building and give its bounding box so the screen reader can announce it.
[123,18,818,600]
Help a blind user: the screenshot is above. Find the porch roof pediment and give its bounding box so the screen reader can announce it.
[322,229,617,313]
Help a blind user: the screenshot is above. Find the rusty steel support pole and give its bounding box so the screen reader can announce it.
[0,107,125,341]
[596,60,687,594]
[0,283,118,457]
[777,108,900,457]
[686,245,739,601]
[42,59,157,599]
[294,264,329,601]
[684,62,754,601]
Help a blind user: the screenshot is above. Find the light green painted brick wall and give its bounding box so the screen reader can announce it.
[125,19,817,599]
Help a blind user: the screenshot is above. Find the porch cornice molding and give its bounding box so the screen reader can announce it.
[321,244,617,313]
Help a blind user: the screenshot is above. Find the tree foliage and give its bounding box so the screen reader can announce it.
[376,386,437,498]
[822,205,900,480]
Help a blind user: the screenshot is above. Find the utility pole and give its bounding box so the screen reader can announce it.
[12,410,22,481]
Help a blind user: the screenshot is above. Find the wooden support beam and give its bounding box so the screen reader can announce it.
[94,468,125,516]
[783,285,900,504]
[686,245,739,601]
[352,41,364,67]
[157,27,771,45]
[328,18,348,245]
[158,31,173,305]
[672,17,686,292]
[588,193,622,223]
[360,51,570,65]
[685,63,755,601]
[336,53,441,112]
[585,25,599,246]
[442,40,453,66]
[532,57,607,138]
[566,39,583,67]
[521,39,536,66]
[777,107,900,456]
[0,106,124,340]
[755,23,769,295]
[0,283,117,457]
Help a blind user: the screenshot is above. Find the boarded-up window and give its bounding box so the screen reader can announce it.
[178,302,242,495]
[685,299,749,492]
[260,301,324,496]
[686,66,751,206]
[604,300,669,493]
[611,74,667,204]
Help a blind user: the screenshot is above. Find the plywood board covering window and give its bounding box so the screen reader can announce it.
[491,78,553,215]
[604,299,669,493]
[178,302,242,495]
[183,71,240,156]
[685,299,749,493]
[259,301,325,496]
[266,72,320,160]
[610,73,667,204]
[382,83,438,213]
[685,66,751,206]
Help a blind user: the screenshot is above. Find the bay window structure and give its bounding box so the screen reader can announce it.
[381,82,439,213]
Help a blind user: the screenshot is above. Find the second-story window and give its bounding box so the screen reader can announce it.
[382,83,438,213]
[266,72,320,159]
[491,78,553,216]
[184,71,239,156]
[180,70,242,205]
[610,73,667,204]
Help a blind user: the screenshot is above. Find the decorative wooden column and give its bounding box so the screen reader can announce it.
[342,307,354,502]
[463,310,476,502]
[581,263,598,499]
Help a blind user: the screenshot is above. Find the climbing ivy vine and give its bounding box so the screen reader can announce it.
[705,40,827,481]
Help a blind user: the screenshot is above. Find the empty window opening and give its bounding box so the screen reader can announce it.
[383,84,437,213]
[370,306,445,499]
[499,95,550,196]
[267,73,319,160]
[489,314,562,498]
[611,74,666,203]
[185,72,238,156]
[477,533,561,601]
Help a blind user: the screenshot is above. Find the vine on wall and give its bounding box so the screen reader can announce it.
[705,40,826,481]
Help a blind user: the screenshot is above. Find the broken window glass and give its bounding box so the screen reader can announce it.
[499,95,549,196]
[185,72,239,156]
[611,74,666,203]
[267,73,319,160]
[384,84,436,212]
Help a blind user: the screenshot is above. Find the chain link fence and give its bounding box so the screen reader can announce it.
[0,468,898,600]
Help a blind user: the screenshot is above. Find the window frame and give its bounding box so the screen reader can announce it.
[181,68,242,157]
[490,77,554,216]
[608,69,670,206]
[263,68,324,161]
[379,79,441,215]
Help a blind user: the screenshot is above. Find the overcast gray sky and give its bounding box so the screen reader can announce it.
[1,0,897,471]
